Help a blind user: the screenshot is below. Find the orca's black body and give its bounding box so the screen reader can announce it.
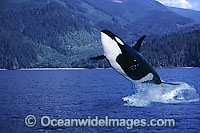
[91,30,177,85]
[116,40,161,84]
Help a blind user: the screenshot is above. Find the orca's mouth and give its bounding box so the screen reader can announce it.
[101,30,117,40]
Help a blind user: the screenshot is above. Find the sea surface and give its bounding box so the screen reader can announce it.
[0,68,199,132]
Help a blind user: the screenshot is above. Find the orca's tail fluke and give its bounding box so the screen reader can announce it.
[161,82,180,85]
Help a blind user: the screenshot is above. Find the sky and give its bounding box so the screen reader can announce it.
[156,0,200,11]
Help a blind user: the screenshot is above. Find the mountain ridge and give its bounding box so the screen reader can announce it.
[0,0,199,69]
[168,6,200,23]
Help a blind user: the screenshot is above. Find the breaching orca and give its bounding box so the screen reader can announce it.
[91,30,177,85]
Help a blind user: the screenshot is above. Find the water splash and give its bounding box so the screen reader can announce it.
[122,82,199,107]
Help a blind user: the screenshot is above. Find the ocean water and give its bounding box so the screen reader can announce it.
[0,68,199,132]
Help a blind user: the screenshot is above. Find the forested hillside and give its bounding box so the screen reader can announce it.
[142,29,200,68]
[0,0,199,69]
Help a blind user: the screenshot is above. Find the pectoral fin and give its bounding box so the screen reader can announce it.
[90,55,106,60]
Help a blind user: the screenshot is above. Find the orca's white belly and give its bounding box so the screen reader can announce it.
[108,57,127,76]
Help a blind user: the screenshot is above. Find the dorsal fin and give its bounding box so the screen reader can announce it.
[132,35,146,52]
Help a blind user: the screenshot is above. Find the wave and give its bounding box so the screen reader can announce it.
[122,82,200,107]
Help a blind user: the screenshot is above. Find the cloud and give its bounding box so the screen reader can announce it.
[112,0,123,3]
[156,0,198,10]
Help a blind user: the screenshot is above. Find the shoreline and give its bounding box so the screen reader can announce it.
[20,68,86,70]
[0,68,112,70]
[0,67,199,70]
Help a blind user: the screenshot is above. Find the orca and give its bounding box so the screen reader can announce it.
[91,30,177,85]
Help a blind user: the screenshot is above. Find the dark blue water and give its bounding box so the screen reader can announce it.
[0,68,199,132]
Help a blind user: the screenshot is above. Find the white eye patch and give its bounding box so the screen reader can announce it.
[115,37,124,45]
